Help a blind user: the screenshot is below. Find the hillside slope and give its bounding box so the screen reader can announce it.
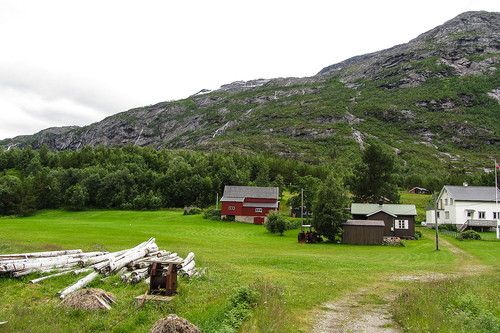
[2,11,499,171]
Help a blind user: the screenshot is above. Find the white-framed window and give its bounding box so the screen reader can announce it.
[467,211,473,218]
[445,211,450,219]
[228,206,235,210]
[395,220,408,229]
[437,212,440,218]
[255,208,263,213]
[450,198,453,205]
[478,211,485,219]
[494,212,500,219]
[445,199,448,206]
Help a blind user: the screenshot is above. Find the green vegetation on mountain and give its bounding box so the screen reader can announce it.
[1,11,499,193]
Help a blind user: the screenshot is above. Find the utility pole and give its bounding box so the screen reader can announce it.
[301,188,304,233]
[216,193,218,210]
[434,192,440,251]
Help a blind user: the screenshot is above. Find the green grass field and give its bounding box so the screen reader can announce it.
[0,210,498,332]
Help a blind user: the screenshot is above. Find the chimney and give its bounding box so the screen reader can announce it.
[378,199,383,206]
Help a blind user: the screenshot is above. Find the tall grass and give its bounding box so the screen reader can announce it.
[391,273,500,332]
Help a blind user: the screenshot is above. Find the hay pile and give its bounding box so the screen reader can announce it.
[150,314,201,333]
[60,288,116,310]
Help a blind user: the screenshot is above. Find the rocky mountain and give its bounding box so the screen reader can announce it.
[2,11,500,171]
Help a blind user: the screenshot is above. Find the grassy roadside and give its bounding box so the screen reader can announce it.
[0,210,485,332]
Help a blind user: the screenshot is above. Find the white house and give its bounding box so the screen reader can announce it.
[426,185,500,232]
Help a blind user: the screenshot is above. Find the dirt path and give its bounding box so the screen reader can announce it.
[312,284,401,333]
[312,238,490,332]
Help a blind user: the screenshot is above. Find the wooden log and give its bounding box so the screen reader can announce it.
[182,252,195,267]
[58,271,100,299]
[129,268,149,284]
[94,295,112,310]
[0,251,108,266]
[101,293,117,304]
[80,249,129,266]
[29,269,75,284]
[181,260,195,273]
[182,268,197,278]
[148,250,169,257]
[73,267,93,275]
[120,271,133,282]
[0,249,83,259]
[2,256,87,273]
[11,263,83,278]
[28,267,92,283]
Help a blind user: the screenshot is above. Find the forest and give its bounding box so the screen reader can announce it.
[0,144,496,216]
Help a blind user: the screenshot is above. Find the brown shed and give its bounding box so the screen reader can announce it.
[342,220,385,245]
[351,203,417,238]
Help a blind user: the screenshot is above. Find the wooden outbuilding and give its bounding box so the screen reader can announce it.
[409,187,430,195]
[342,220,385,245]
[351,203,417,238]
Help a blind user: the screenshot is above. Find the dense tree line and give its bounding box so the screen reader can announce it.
[0,144,330,216]
[0,143,495,217]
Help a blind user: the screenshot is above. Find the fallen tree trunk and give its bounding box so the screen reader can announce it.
[29,267,93,284]
[0,249,83,260]
[59,271,100,299]
[182,252,195,267]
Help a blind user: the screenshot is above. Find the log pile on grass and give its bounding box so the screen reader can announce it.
[0,237,207,301]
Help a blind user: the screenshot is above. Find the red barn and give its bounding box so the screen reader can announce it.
[220,186,280,224]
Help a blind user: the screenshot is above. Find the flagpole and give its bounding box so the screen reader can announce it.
[496,160,499,239]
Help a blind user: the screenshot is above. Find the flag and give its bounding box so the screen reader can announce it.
[496,161,500,169]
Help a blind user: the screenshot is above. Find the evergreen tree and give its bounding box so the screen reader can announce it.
[311,174,351,241]
[350,143,400,204]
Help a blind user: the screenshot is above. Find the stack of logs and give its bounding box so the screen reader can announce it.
[0,238,206,299]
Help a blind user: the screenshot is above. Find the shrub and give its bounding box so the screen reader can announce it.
[264,211,299,235]
[264,211,286,235]
[414,230,423,239]
[457,230,481,240]
[439,224,457,232]
[203,209,221,221]
[285,218,300,230]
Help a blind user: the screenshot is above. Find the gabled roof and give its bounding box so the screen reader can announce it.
[441,186,500,202]
[221,186,279,202]
[351,203,417,216]
[410,187,429,192]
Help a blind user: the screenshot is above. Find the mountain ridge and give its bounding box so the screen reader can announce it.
[2,11,499,172]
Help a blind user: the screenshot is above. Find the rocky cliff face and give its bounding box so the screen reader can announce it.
[319,11,500,80]
[2,11,499,167]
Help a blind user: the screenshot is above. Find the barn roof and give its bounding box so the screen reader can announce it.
[441,186,500,202]
[342,220,385,227]
[221,186,279,202]
[243,202,279,208]
[351,203,417,216]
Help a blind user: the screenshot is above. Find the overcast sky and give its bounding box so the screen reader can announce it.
[1,0,499,140]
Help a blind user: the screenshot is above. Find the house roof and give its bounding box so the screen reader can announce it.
[441,186,500,202]
[221,185,279,202]
[410,187,429,192]
[351,203,417,216]
[342,220,385,227]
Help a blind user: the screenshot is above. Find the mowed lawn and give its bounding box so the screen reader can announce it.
[0,210,496,332]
